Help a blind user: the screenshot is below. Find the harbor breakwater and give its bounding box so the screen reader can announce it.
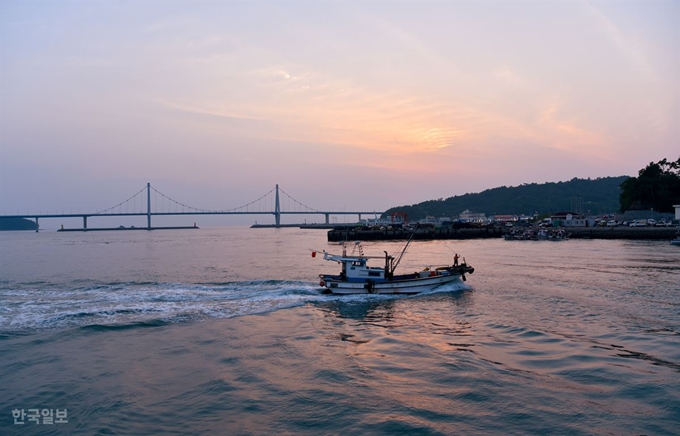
[327,226,678,241]
[562,226,677,240]
[328,226,503,241]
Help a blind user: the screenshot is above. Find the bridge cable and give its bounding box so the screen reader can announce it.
[220,187,276,213]
[277,187,321,213]
[95,186,147,214]
[150,186,209,213]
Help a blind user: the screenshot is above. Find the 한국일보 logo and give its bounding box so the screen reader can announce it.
[12,408,68,425]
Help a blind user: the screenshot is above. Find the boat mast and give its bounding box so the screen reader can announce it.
[391,224,418,274]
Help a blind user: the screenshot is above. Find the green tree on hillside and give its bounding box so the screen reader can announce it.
[619,157,680,213]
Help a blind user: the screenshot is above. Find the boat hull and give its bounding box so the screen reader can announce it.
[320,272,465,295]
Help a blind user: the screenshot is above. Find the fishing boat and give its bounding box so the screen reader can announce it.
[312,234,474,295]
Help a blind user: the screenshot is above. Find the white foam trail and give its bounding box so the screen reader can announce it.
[0,279,471,332]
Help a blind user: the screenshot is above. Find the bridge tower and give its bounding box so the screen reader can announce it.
[274,184,281,227]
[147,182,151,230]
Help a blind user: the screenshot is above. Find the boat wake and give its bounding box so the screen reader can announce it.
[0,279,472,334]
[0,281,316,333]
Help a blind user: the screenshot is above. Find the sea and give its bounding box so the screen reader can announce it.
[1,226,679,435]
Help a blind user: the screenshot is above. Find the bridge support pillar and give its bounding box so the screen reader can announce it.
[325,213,330,224]
[147,182,152,230]
[35,217,39,232]
[274,184,281,227]
[83,216,87,230]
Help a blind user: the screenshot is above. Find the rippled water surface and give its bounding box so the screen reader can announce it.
[1,227,679,435]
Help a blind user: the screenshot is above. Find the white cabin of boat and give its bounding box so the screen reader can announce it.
[323,250,392,283]
[344,258,386,281]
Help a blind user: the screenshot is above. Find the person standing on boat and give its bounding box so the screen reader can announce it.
[454,253,460,266]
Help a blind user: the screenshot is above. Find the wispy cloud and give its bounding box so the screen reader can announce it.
[159,100,263,123]
[495,66,522,85]
[536,100,611,159]
[586,2,658,82]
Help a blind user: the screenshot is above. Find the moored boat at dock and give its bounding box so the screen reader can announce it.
[504,228,570,241]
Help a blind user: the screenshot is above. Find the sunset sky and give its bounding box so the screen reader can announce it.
[1,1,678,224]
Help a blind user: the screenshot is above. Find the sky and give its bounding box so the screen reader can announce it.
[1,0,678,225]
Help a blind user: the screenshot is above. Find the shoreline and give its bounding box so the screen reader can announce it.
[556,226,678,240]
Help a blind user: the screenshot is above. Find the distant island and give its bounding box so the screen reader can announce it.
[382,176,630,221]
[0,218,39,231]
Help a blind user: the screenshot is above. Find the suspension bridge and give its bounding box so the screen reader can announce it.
[1,183,384,231]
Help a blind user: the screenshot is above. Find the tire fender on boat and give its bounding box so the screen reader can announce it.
[319,280,325,287]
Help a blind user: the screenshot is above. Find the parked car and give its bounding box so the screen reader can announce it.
[607,220,618,227]
[630,219,648,227]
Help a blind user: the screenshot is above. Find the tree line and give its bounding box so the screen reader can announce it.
[619,157,680,213]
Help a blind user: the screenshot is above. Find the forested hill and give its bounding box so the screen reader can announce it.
[382,176,630,220]
[0,218,39,231]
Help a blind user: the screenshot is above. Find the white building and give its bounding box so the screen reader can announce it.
[549,211,598,227]
[675,205,680,220]
[459,209,486,222]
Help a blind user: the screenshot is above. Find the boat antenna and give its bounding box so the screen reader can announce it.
[391,223,418,273]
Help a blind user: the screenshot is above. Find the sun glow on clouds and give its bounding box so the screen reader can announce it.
[171,61,482,158]
[162,63,473,157]
[166,22,672,177]
[161,65,616,175]
[166,34,650,175]
[144,0,675,183]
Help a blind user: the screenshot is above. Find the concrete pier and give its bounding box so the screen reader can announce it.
[561,226,677,240]
[328,226,503,241]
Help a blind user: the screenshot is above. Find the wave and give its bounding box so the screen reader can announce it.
[80,319,171,332]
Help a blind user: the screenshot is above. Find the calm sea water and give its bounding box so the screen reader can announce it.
[1,227,679,435]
